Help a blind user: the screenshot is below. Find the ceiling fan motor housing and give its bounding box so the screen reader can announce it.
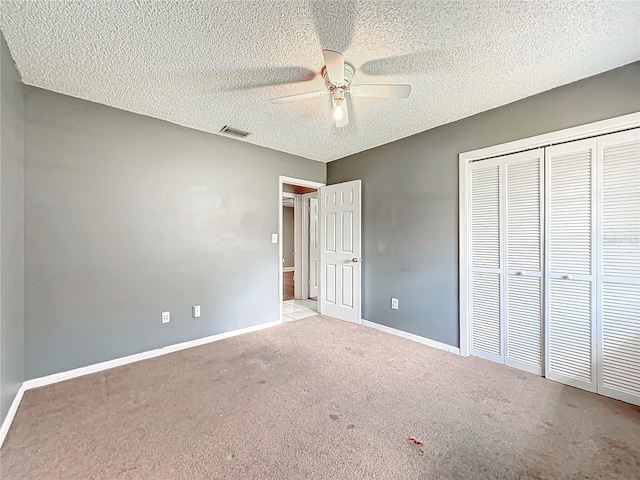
[322,63,355,91]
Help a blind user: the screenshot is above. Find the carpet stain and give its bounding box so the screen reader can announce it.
[347,424,355,429]
[409,438,425,455]
[566,403,578,409]
[482,389,512,404]
[258,380,267,385]
[329,414,339,421]
[598,436,640,469]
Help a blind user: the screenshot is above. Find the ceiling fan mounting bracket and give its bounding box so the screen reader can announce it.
[321,63,355,92]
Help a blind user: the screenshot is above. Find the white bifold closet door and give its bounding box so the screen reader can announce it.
[469,149,544,374]
[504,151,544,374]
[470,158,503,362]
[545,138,597,392]
[597,130,640,405]
[546,130,640,405]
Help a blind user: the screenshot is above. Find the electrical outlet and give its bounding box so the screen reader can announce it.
[272,233,278,243]
[161,311,170,324]
[192,305,201,318]
[391,298,399,310]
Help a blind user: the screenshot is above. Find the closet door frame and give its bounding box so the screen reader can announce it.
[459,112,640,358]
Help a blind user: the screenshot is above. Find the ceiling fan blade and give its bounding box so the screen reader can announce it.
[349,84,411,98]
[270,90,328,103]
[360,50,458,76]
[173,67,316,92]
[322,49,345,85]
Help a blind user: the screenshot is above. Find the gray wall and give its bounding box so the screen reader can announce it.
[24,87,325,379]
[0,34,24,424]
[282,206,294,268]
[327,62,640,348]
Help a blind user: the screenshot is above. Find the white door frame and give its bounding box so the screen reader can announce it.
[301,192,318,300]
[282,192,297,276]
[279,176,325,322]
[459,112,640,357]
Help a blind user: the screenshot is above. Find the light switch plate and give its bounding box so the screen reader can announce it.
[272,233,278,243]
[391,298,399,310]
[192,305,201,318]
[161,311,170,323]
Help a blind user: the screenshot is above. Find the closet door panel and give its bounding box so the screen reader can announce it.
[470,163,501,270]
[548,148,593,276]
[601,283,640,403]
[469,160,503,362]
[545,139,597,391]
[598,129,640,405]
[506,275,542,373]
[601,131,640,279]
[548,278,594,389]
[471,272,502,359]
[504,152,543,374]
[506,156,542,272]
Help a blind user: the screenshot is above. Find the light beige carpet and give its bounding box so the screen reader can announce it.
[2,316,639,479]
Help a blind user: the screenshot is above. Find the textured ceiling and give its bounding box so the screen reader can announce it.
[1,1,639,162]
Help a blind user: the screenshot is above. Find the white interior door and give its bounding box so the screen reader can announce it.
[319,180,361,323]
[597,129,640,405]
[545,138,597,392]
[309,197,319,299]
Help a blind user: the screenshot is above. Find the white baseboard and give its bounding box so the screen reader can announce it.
[282,267,294,273]
[1,320,281,449]
[0,384,26,449]
[361,319,460,355]
[23,320,281,390]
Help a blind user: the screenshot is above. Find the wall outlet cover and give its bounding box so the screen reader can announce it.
[391,298,399,310]
[192,305,201,318]
[161,311,170,323]
[272,233,278,243]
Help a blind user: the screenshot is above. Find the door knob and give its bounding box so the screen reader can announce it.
[352,258,360,263]
[562,274,573,280]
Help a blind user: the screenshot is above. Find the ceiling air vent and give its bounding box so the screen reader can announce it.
[219,125,251,138]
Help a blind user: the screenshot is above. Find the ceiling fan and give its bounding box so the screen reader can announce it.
[270,50,411,128]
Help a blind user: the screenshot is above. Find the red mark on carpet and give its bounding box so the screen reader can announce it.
[409,437,425,454]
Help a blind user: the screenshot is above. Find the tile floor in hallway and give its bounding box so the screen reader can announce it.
[283,299,317,321]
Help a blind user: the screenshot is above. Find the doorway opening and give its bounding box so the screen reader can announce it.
[279,176,325,322]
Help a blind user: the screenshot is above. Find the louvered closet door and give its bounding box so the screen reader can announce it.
[597,129,640,405]
[545,139,597,392]
[504,150,544,375]
[469,158,503,363]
